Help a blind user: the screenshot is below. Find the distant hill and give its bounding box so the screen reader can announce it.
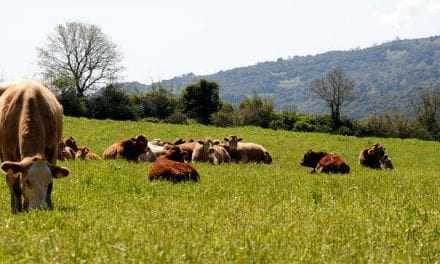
[120,36,440,119]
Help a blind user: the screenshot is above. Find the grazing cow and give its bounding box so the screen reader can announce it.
[75,147,102,160]
[359,143,394,170]
[103,135,148,162]
[0,81,69,213]
[64,136,79,152]
[0,83,11,97]
[208,140,231,165]
[58,141,76,161]
[223,135,272,164]
[192,139,213,162]
[300,150,350,174]
[148,147,199,183]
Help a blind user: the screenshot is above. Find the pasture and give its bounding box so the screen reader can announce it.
[0,117,439,262]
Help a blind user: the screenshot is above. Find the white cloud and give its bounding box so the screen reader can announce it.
[375,0,440,30]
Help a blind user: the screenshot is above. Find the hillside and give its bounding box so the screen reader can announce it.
[121,36,440,119]
[0,117,439,262]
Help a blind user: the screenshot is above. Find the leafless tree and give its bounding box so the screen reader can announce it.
[412,85,440,134]
[310,68,356,127]
[37,22,123,96]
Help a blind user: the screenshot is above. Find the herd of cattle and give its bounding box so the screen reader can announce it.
[0,81,394,214]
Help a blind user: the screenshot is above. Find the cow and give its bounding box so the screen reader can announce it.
[64,136,79,152]
[0,83,11,97]
[58,141,76,161]
[138,147,158,163]
[223,135,272,164]
[300,150,350,174]
[208,140,231,165]
[178,140,198,162]
[103,135,148,162]
[148,146,200,183]
[380,155,394,170]
[191,139,213,162]
[0,81,69,213]
[359,143,394,170]
[75,147,102,160]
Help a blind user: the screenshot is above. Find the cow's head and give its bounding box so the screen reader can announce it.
[1,155,69,212]
[64,136,78,152]
[197,139,214,154]
[163,145,188,162]
[76,147,90,159]
[173,138,186,145]
[380,155,394,170]
[223,135,242,150]
[132,135,148,150]
[300,150,326,168]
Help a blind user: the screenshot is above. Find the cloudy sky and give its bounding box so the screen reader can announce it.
[1,0,440,83]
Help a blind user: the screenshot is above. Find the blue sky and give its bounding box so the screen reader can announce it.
[1,0,440,83]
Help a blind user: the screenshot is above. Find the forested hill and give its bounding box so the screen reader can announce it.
[121,36,440,119]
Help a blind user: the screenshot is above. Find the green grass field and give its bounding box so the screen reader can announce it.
[0,117,439,262]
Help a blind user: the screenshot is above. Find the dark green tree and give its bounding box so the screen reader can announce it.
[87,85,137,120]
[182,79,220,124]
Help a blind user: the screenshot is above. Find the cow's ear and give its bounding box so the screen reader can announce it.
[224,138,229,142]
[237,138,243,142]
[197,140,203,145]
[50,165,69,179]
[213,141,220,145]
[1,161,23,174]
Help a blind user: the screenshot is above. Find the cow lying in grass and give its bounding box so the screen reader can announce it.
[58,141,76,161]
[223,135,272,164]
[208,140,231,165]
[359,143,394,170]
[76,147,102,160]
[148,146,199,183]
[103,135,148,162]
[300,150,350,174]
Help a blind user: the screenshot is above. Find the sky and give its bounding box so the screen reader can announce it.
[1,0,440,83]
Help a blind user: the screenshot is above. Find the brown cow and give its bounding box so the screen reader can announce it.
[103,135,148,162]
[148,147,199,182]
[0,81,69,213]
[359,143,394,170]
[223,135,272,164]
[300,150,350,174]
[208,140,231,165]
[178,140,197,162]
[64,136,79,152]
[76,147,102,160]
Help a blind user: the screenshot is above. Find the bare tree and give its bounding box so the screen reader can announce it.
[412,85,440,134]
[37,22,123,96]
[310,68,356,127]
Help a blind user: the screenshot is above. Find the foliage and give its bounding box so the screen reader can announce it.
[181,79,221,124]
[87,85,138,120]
[131,86,177,120]
[211,102,236,127]
[238,94,274,128]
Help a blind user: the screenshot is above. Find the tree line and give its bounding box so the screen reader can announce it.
[39,22,440,141]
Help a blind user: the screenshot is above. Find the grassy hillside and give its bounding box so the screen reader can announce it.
[0,117,439,262]
[123,35,440,119]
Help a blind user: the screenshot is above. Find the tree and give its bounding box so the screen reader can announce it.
[133,85,177,119]
[238,94,274,128]
[87,85,137,120]
[310,68,356,128]
[182,79,220,124]
[37,22,123,97]
[413,85,440,136]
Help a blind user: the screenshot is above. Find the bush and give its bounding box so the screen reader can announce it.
[87,85,138,120]
[58,89,87,117]
[211,103,236,127]
[270,111,298,130]
[165,110,188,124]
[238,95,274,128]
[133,87,177,119]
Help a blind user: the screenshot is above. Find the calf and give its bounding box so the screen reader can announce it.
[359,143,394,170]
[223,135,272,164]
[148,147,199,183]
[103,135,148,162]
[300,150,350,174]
[58,141,76,161]
[75,147,102,160]
[64,136,79,152]
[192,139,213,162]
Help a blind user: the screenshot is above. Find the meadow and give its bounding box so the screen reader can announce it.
[0,117,439,263]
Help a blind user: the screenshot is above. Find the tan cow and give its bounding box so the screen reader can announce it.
[75,147,102,160]
[58,141,76,161]
[191,139,213,162]
[0,81,69,213]
[223,135,272,164]
[208,140,231,165]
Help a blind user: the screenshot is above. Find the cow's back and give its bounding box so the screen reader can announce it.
[0,81,63,162]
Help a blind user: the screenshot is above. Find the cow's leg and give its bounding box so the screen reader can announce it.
[46,182,53,210]
[9,183,22,213]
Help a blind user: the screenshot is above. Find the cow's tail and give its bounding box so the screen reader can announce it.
[263,151,272,164]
